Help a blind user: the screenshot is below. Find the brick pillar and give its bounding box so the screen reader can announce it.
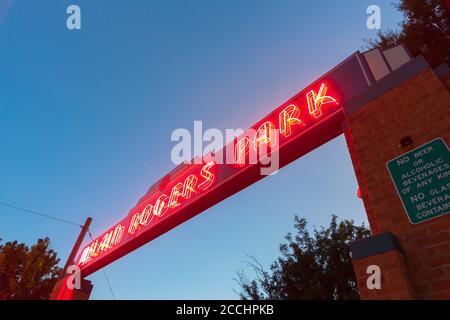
[344,63,450,299]
[49,277,93,300]
[351,233,416,299]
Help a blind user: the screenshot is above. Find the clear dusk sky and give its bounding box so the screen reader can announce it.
[0,1,403,299]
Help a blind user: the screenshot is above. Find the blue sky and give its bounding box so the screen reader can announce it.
[0,1,403,299]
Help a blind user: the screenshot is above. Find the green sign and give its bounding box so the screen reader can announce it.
[387,138,450,224]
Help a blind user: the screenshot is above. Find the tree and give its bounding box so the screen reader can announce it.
[235,215,371,300]
[0,237,61,300]
[367,0,450,67]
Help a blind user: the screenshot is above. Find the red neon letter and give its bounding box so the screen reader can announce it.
[90,239,99,257]
[111,224,124,245]
[198,162,215,190]
[128,212,141,235]
[98,233,112,253]
[307,83,338,118]
[234,136,249,165]
[79,246,92,266]
[253,121,276,151]
[169,182,184,208]
[153,194,169,217]
[139,204,154,226]
[279,104,302,137]
[182,174,198,199]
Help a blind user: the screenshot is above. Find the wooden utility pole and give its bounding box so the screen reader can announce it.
[60,217,92,277]
[50,217,93,300]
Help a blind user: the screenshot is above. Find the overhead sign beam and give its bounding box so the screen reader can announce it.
[77,52,375,277]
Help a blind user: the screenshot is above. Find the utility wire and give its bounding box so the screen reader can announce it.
[1,200,116,299]
[88,230,116,300]
[0,201,83,228]
[102,269,117,300]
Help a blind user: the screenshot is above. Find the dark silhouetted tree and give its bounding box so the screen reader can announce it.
[367,0,450,67]
[0,237,61,300]
[235,215,370,300]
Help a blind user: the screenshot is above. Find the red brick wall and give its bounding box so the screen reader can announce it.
[346,68,450,299]
[353,251,415,299]
[443,74,450,90]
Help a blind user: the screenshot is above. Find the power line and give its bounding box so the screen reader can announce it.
[1,201,116,299]
[88,230,116,300]
[102,269,117,300]
[0,201,83,228]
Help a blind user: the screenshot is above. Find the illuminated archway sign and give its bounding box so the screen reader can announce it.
[77,80,342,276]
[76,52,374,277]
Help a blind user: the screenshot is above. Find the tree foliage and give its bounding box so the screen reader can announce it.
[236,215,371,300]
[367,0,450,67]
[0,237,61,300]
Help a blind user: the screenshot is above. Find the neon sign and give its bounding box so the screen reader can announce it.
[78,224,124,266]
[232,82,340,166]
[307,82,338,118]
[75,79,343,277]
[78,161,216,267]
